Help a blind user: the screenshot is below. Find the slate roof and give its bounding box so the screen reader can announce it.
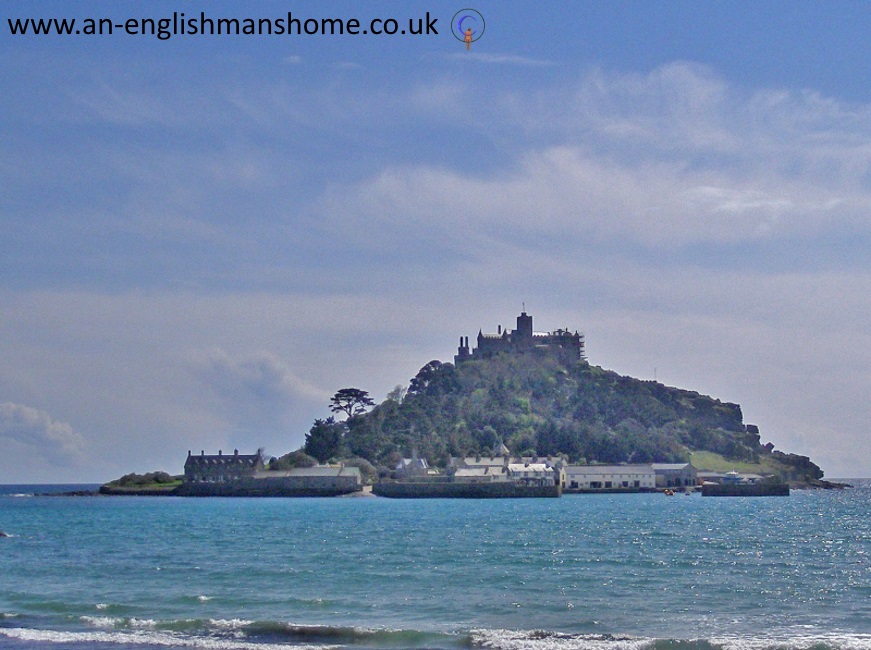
[566,464,655,476]
[185,451,261,469]
[255,466,361,479]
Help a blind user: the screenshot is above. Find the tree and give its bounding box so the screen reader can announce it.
[329,388,375,419]
[386,384,407,404]
[304,417,345,462]
[408,360,459,396]
[270,450,318,470]
[409,361,443,394]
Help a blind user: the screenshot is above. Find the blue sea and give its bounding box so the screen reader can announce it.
[1,482,869,650]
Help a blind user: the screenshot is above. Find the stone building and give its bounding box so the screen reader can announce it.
[184,449,264,483]
[455,310,584,364]
[564,464,656,491]
[181,450,362,496]
[651,463,697,488]
[254,466,362,493]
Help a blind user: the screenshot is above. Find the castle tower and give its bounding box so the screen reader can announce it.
[454,336,471,364]
[516,310,533,340]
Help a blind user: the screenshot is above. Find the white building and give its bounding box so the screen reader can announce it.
[651,463,697,488]
[507,462,557,486]
[452,465,510,482]
[395,456,431,478]
[564,464,656,491]
[449,455,564,487]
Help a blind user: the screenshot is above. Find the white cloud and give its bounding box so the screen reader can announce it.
[313,63,871,258]
[188,348,328,409]
[5,62,871,479]
[0,402,86,464]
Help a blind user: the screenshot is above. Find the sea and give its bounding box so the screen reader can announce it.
[0,481,869,650]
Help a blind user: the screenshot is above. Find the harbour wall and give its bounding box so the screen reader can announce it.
[373,480,561,498]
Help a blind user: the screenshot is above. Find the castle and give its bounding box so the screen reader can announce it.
[455,310,585,364]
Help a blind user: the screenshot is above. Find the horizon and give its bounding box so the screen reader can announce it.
[3,1,871,482]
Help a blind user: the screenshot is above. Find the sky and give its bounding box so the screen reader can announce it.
[2,0,871,483]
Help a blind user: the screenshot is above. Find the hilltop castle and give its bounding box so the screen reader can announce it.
[455,310,585,364]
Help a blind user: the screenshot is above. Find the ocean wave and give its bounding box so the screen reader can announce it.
[0,626,340,649]
[471,629,656,650]
[708,634,871,650]
[6,621,871,650]
[40,617,464,648]
[469,631,871,650]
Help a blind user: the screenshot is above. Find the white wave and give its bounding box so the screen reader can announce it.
[197,595,213,602]
[471,629,655,650]
[207,618,254,629]
[80,615,121,628]
[471,630,871,650]
[95,603,110,610]
[711,633,871,650]
[0,626,340,649]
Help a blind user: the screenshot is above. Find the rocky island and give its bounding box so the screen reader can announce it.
[104,310,836,496]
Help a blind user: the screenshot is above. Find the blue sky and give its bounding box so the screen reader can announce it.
[2,0,871,482]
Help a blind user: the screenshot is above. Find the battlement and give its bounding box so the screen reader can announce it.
[455,311,585,364]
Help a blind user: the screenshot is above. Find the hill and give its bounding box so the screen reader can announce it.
[314,353,825,484]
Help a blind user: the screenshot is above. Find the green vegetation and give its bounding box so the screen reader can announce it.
[299,352,824,484]
[329,388,375,419]
[102,471,182,491]
[690,451,780,474]
[269,450,318,470]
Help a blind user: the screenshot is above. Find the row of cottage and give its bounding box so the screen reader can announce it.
[184,449,699,495]
[441,454,698,491]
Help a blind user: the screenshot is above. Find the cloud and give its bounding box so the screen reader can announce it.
[5,61,871,478]
[186,348,330,431]
[0,402,86,464]
[313,62,871,262]
[67,79,177,127]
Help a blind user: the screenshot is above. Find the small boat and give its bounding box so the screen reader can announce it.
[663,489,675,496]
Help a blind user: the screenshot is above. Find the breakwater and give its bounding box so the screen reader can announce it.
[701,482,790,496]
[373,479,561,498]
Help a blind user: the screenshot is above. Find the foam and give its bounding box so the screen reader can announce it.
[471,631,871,650]
[710,634,871,650]
[471,629,656,650]
[0,626,340,649]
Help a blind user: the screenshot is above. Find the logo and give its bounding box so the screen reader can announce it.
[451,9,485,43]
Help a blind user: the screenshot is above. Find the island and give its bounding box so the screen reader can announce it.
[103,310,840,498]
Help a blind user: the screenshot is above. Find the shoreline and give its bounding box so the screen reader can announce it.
[32,478,854,498]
